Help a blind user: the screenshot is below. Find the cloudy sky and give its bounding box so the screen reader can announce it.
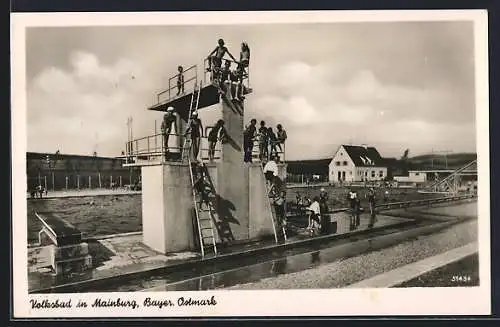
[26,21,477,160]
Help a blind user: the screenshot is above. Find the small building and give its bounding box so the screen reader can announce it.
[328,145,387,183]
[393,171,427,184]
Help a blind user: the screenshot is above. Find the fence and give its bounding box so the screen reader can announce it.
[27,171,141,191]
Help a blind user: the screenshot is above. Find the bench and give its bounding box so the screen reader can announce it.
[35,212,92,275]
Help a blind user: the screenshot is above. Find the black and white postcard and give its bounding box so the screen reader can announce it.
[11,10,491,317]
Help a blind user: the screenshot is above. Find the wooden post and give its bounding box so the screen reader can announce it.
[65,176,68,190]
[119,175,122,187]
[110,175,113,188]
[51,171,55,191]
[44,176,47,191]
[38,173,41,187]
[77,175,80,189]
[98,173,102,188]
[89,176,92,188]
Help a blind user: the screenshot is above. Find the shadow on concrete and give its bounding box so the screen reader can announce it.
[87,239,115,268]
[221,133,242,152]
[214,195,239,244]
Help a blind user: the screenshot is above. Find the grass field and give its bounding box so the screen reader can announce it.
[27,186,442,243]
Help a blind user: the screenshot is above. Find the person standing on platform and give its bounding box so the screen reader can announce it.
[207,39,237,81]
[276,124,287,160]
[367,187,377,228]
[161,106,178,157]
[243,119,257,162]
[319,188,330,235]
[267,127,278,160]
[207,119,227,162]
[258,121,268,161]
[176,65,185,96]
[235,42,250,100]
[272,190,287,235]
[185,111,203,162]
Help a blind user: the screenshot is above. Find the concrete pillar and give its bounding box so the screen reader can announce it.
[217,98,249,240]
[248,163,275,239]
[141,162,196,254]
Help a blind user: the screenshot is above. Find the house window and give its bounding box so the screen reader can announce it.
[335,161,340,166]
[379,170,383,177]
[350,171,352,175]
[415,172,420,176]
[365,172,368,176]
[371,171,375,178]
[342,161,348,166]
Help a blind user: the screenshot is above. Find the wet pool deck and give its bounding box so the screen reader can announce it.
[28,198,476,293]
[28,212,409,293]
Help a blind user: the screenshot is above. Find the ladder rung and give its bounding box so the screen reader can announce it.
[202,236,214,239]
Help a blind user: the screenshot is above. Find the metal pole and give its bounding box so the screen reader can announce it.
[111,175,113,188]
[52,171,55,191]
[98,173,102,188]
[38,173,41,187]
[77,175,80,189]
[119,175,122,187]
[155,120,158,151]
[44,176,47,191]
[65,176,68,190]
[89,176,91,188]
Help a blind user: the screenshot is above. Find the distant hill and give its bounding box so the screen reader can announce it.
[407,153,477,170]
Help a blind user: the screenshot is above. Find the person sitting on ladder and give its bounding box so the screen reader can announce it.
[161,107,178,158]
[184,111,204,162]
[192,166,214,210]
[264,156,278,189]
[207,39,237,82]
[176,65,185,96]
[207,119,227,162]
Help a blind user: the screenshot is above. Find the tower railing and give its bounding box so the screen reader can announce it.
[124,133,222,165]
[203,57,250,90]
[155,64,198,105]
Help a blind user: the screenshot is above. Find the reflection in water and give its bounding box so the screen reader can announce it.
[311,251,320,264]
[271,259,287,275]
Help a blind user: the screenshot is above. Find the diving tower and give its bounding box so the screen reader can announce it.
[124,57,285,257]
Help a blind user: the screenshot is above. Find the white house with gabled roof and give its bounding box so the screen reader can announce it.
[329,145,388,183]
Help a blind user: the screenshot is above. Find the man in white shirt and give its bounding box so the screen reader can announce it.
[307,196,321,234]
[263,155,279,183]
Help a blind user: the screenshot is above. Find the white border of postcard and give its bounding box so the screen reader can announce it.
[11,10,491,317]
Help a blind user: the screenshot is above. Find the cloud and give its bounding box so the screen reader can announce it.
[25,23,477,159]
[27,51,157,155]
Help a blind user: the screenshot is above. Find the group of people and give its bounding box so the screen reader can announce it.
[206,39,250,101]
[160,106,227,162]
[29,185,47,199]
[243,119,287,163]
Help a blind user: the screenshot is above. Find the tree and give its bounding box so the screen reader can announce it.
[401,149,410,160]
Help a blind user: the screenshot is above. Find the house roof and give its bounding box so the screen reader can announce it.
[341,145,385,167]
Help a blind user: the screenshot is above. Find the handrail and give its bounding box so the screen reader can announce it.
[155,64,198,105]
[426,160,477,190]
